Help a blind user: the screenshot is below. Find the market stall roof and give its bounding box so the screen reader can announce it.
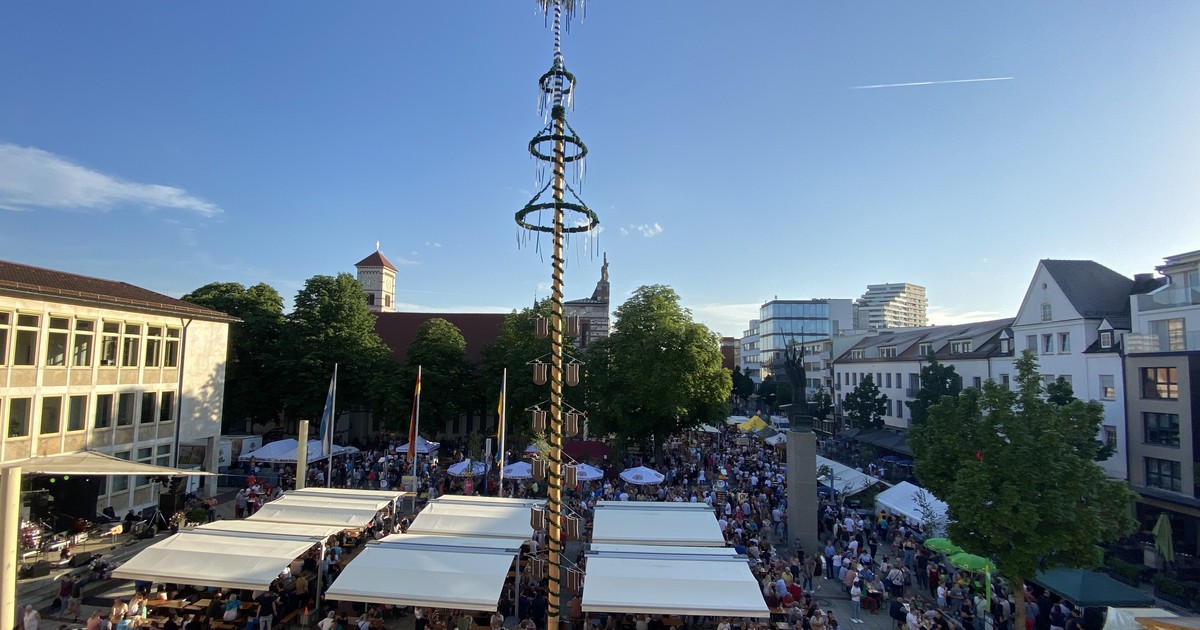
[726,415,750,426]
[249,500,382,528]
[268,493,394,512]
[1105,608,1177,630]
[193,520,346,540]
[325,543,517,611]
[289,487,410,503]
[582,553,768,618]
[406,496,541,540]
[1032,568,1155,607]
[589,543,739,557]
[378,533,526,551]
[395,436,440,455]
[816,455,884,496]
[874,481,948,531]
[696,424,721,434]
[239,438,356,463]
[0,450,213,476]
[111,531,316,591]
[591,503,724,547]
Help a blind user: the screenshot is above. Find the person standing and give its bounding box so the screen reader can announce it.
[850,580,864,624]
[23,605,41,630]
[256,587,279,630]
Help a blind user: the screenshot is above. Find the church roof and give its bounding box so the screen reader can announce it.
[355,251,397,272]
[0,259,236,322]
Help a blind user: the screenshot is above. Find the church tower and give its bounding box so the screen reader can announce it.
[355,244,397,313]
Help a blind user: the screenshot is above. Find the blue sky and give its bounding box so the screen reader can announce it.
[2,2,1198,338]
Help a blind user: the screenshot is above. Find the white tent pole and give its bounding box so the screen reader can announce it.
[297,420,309,490]
[315,540,326,614]
[1,466,21,630]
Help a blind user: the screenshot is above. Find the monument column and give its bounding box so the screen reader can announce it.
[784,406,820,555]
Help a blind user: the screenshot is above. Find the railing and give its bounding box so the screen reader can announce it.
[1137,288,1200,312]
[1127,331,1200,353]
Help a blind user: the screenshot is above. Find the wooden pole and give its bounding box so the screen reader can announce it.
[1,466,22,630]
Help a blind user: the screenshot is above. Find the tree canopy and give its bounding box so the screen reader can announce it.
[582,285,731,447]
[182,282,286,429]
[908,351,1136,630]
[842,375,888,429]
[905,356,962,427]
[401,317,473,431]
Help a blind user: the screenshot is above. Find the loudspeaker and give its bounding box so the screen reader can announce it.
[159,492,181,515]
[24,560,51,578]
[70,554,91,568]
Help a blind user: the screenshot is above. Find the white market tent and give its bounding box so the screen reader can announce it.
[725,415,750,426]
[590,543,739,557]
[249,493,390,528]
[619,466,665,485]
[447,460,489,477]
[396,434,439,453]
[0,450,214,477]
[194,520,346,539]
[582,551,768,618]
[1104,607,1177,630]
[591,502,725,547]
[503,461,533,479]
[764,433,787,446]
[696,424,721,434]
[406,496,542,540]
[111,530,317,591]
[266,494,393,512]
[874,481,948,528]
[290,487,409,503]
[816,455,883,496]
[239,439,355,463]
[325,542,518,611]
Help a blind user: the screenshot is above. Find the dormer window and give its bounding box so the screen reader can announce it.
[918,343,933,357]
[1041,303,1052,322]
[880,346,897,358]
[1100,331,1112,349]
[999,338,1011,354]
[950,340,972,354]
[851,349,865,359]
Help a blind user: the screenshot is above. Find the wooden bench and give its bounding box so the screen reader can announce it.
[278,610,300,628]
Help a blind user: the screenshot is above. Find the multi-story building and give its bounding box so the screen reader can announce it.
[563,254,611,350]
[756,298,856,382]
[832,319,1013,430]
[0,260,234,516]
[739,320,761,384]
[355,249,397,313]
[856,283,928,329]
[1123,249,1200,554]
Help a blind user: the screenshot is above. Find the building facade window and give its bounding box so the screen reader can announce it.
[156,444,171,467]
[918,343,932,356]
[880,346,897,358]
[121,324,140,367]
[112,451,130,493]
[135,447,153,487]
[0,312,9,365]
[973,376,983,389]
[1145,457,1182,492]
[73,320,94,366]
[116,392,135,426]
[46,317,69,366]
[159,392,175,422]
[67,395,87,432]
[1103,425,1117,450]
[951,340,972,353]
[1141,367,1179,400]
[95,394,113,429]
[140,392,156,424]
[1100,375,1115,400]
[164,329,181,368]
[885,373,893,388]
[1026,335,1038,352]
[999,338,1011,354]
[1144,412,1181,447]
[100,322,120,367]
[1000,373,1010,387]
[851,349,864,359]
[40,396,62,434]
[8,397,32,437]
[1150,318,1187,352]
[1059,332,1070,353]
[1042,334,1055,354]
[1100,331,1112,349]
[1041,303,1052,321]
[144,326,162,368]
[13,314,39,366]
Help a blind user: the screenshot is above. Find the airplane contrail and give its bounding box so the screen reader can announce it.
[851,76,1014,90]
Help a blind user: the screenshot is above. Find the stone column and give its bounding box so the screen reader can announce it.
[205,435,221,498]
[783,404,819,556]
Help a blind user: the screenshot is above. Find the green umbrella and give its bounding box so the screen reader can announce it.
[1153,513,1175,563]
[924,538,963,555]
[948,552,996,573]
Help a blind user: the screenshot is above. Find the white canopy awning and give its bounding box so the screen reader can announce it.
[239,439,354,463]
[725,415,750,426]
[589,544,739,557]
[696,424,721,434]
[395,436,440,455]
[378,533,526,551]
[193,520,346,540]
[325,544,517,611]
[592,503,724,547]
[267,493,393,512]
[874,481,948,530]
[407,500,536,540]
[0,450,213,476]
[289,487,410,503]
[111,531,316,591]
[582,554,768,618]
[249,501,382,528]
[816,455,883,496]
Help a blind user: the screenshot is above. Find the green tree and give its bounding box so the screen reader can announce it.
[1046,376,1077,407]
[909,351,1136,630]
[843,375,888,429]
[731,366,756,405]
[401,317,473,433]
[479,300,580,447]
[182,282,286,430]
[281,273,393,422]
[905,357,962,427]
[582,285,731,450]
[756,375,778,414]
[811,385,834,420]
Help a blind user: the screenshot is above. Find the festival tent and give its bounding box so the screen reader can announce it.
[0,450,215,477]
[815,456,883,496]
[726,415,750,426]
[239,439,355,463]
[591,502,725,547]
[194,520,346,539]
[502,461,533,479]
[395,436,440,455]
[289,487,410,504]
[696,424,722,434]
[326,538,521,611]
[1033,568,1155,607]
[447,460,488,477]
[112,530,317,591]
[619,466,665,485]
[874,481,948,531]
[406,496,541,540]
[573,463,604,481]
[1105,610,1179,630]
[248,495,388,528]
[764,433,787,446]
[738,415,768,432]
[582,547,769,618]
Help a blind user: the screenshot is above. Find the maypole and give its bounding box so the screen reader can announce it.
[515,2,597,629]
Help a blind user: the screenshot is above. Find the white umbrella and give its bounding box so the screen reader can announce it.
[619,465,665,486]
[396,436,440,455]
[524,444,540,456]
[502,461,533,480]
[573,463,604,482]
[446,460,488,477]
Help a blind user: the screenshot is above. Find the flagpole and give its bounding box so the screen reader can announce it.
[327,363,337,487]
[498,368,508,495]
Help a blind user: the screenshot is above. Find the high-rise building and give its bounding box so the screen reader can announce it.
[856,283,928,329]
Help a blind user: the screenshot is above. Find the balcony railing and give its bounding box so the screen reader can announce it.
[1126,331,1200,353]
[1136,287,1200,312]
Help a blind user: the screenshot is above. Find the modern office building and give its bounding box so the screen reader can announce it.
[856,283,928,329]
[755,298,856,382]
[0,260,234,515]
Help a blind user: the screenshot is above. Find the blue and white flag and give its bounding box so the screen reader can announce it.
[318,365,338,457]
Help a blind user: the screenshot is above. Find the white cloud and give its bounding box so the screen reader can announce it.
[425,241,442,248]
[926,305,1005,326]
[0,143,222,217]
[618,222,664,238]
[392,257,420,266]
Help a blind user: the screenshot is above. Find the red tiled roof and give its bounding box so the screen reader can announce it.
[355,251,397,272]
[0,259,237,322]
[374,312,508,363]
